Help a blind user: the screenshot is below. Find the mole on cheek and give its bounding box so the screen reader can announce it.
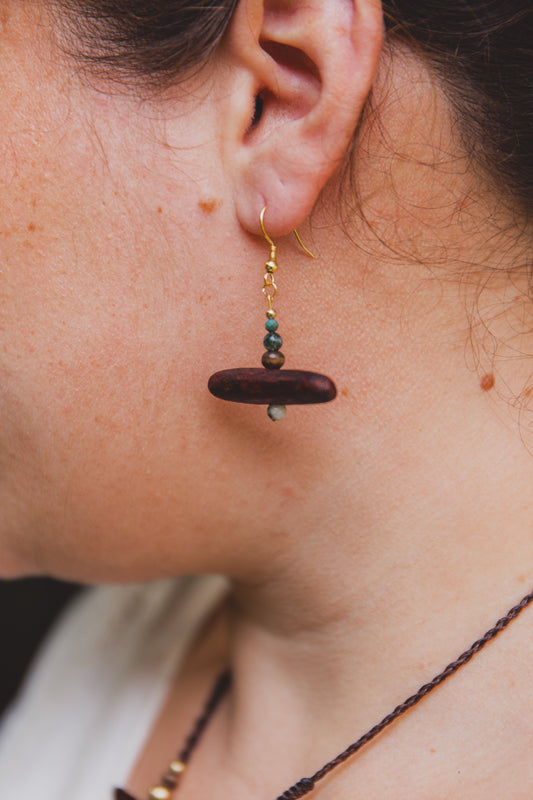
[480,373,495,391]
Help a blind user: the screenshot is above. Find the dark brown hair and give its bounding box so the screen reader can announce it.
[382,0,532,215]
[53,0,531,214]
[53,0,238,86]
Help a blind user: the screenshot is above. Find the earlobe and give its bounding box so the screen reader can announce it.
[223,0,383,236]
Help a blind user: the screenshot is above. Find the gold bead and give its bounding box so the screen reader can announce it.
[266,309,277,319]
[168,761,186,775]
[265,259,278,273]
[149,787,171,800]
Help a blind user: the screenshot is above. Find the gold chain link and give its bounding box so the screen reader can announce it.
[262,243,279,317]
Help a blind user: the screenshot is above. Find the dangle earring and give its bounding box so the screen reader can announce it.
[208,207,336,420]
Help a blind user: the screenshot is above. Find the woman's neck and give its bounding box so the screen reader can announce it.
[223,302,533,787]
[222,422,533,793]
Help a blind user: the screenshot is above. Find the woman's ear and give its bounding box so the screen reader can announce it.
[222,0,383,236]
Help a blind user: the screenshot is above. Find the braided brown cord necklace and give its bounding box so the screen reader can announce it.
[115,586,533,800]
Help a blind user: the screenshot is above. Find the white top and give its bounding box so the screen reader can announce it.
[0,575,227,799]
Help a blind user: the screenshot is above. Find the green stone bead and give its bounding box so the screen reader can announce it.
[265,319,279,332]
[264,332,282,351]
[262,350,285,369]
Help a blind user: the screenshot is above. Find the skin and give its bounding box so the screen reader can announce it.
[1,1,533,797]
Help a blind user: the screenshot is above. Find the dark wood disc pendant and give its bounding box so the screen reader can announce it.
[208,368,336,405]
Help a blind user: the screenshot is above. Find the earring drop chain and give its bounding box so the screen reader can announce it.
[260,208,287,419]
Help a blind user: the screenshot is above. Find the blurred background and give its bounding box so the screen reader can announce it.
[0,578,81,715]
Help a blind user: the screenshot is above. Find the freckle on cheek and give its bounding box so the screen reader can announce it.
[281,485,296,500]
[199,198,221,214]
[480,373,495,391]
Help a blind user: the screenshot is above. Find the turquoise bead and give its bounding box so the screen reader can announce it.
[265,319,279,332]
[264,332,282,351]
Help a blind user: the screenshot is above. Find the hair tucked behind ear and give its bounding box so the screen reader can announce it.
[382,0,532,216]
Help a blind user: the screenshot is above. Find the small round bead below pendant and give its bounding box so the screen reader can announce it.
[267,404,287,421]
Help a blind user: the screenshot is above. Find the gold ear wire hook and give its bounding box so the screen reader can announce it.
[293,229,315,259]
[260,206,316,259]
[260,206,274,247]
[260,206,277,264]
